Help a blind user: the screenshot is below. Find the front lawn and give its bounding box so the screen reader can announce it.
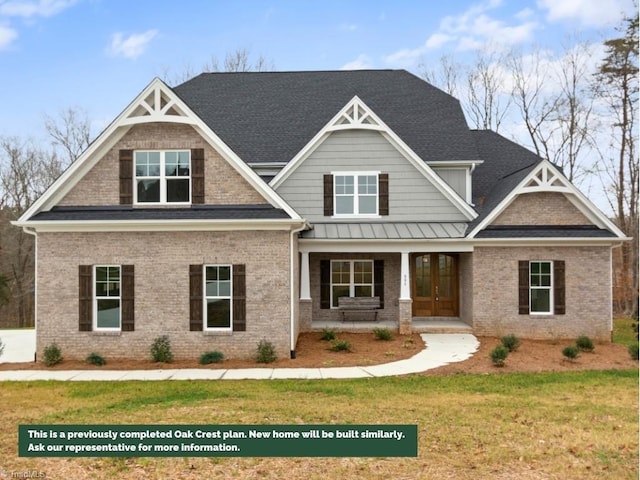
[0,369,637,479]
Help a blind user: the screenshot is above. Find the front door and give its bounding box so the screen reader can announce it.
[412,253,458,316]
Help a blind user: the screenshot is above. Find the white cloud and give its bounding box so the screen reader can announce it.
[537,0,635,27]
[340,23,358,32]
[385,0,539,67]
[0,24,17,48]
[0,0,77,18]
[341,54,372,70]
[107,30,158,59]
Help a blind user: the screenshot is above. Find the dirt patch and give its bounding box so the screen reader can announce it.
[0,333,636,373]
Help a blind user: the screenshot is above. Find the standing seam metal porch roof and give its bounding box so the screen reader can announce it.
[301,223,467,240]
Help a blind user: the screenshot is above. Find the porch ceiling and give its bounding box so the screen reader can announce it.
[302,222,468,240]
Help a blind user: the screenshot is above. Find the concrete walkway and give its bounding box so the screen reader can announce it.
[0,333,479,381]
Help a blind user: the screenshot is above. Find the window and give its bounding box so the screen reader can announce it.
[529,261,553,314]
[94,266,121,330]
[330,260,374,307]
[334,173,378,215]
[205,265,232,330]
[135,150,191,203]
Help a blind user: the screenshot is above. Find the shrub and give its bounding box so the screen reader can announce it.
[85,352,106,366]
[373,327,393,341]
[256,339,277,364]
[199,351,225,365]
[320,328,337,341]
[562,345,580,361]
[43,343,63,367]
[576,335,595,352]
[150,335,174,363]
[0,337,4,359]
[330,339,352,352]
[489,345,509,367]
[501,334,521,352]
[628,343,639,360]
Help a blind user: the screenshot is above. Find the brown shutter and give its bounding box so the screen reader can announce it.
[121,265,135,331]
[79,265,93,331]
[191,148,205,204]
[518,260,530,315]
[233,264,246,331]
[374,260,385,309]
[189,265,203,331]
[554,260,566,315]
[323,174,333,216]
[320,260,331,309]
[379,173,389,216]
[119,149,133,205]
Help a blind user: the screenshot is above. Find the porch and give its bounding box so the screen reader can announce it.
[309,318,473,334]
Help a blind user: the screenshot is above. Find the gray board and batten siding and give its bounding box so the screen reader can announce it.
[275,130,469,223]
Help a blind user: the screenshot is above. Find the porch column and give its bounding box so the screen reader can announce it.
[400,252,411,300]
[399,251,412,335]
[300,251,311,300]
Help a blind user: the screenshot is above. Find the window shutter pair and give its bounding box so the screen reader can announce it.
[319,259,384,309]
[518,260,565,315]
[189,264,246,331]
[323,174,389,216]
[119,149,205,205]
[78,265,134,331]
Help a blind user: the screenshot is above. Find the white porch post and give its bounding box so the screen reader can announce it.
[400,251,411,300]
[300,251,311,300]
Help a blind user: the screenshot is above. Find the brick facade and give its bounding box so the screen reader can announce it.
[36,230,293,361]
[471,246,612,341]
[59,123,266,206]
[494,192,590,225]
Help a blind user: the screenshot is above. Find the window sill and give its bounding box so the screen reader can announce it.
[203,330,233,336]
[331,215,381,220]
[90,331,122,336]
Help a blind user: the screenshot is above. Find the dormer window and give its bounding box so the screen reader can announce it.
[135,150,191,204]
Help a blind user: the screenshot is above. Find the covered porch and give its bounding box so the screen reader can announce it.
[297,229,474,335]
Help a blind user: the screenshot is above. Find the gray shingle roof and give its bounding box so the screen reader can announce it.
[31,205,290,221]
[475,225,616,238]
[173,70,479,165]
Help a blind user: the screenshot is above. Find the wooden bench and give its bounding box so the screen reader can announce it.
[337,296,381,322]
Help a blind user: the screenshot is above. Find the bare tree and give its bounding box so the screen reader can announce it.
[44,107,92,165]
[420,54,461,97]
[0,137,65,327]
[594,14,639,316]
[464,50,511,132]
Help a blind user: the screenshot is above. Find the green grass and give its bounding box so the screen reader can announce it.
[0,370,637,479]
[613,317,638,346]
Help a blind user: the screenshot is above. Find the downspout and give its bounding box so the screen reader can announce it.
[22,226,38,362]
[290,221,307,359]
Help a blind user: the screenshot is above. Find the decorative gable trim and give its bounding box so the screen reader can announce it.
[16,78,302,226]
[271,96,477,221]
[468,160,627,239]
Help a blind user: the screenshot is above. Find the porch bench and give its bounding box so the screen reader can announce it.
[337,296,381,322]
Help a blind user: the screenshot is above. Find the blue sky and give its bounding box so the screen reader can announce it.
[0,0,635,144]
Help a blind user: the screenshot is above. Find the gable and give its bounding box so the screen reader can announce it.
[492,192,591,226]
[275,129,469,222]
[59,123,265,207]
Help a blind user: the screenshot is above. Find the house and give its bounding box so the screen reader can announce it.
[14,70,628,361]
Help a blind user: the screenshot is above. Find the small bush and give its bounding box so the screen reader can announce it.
[199,351,225,365]
[576,335,595,352]
[43,343,63,367]
[562,345,580,361]
[85,352,106,366]
[373,327,393,341]
[256,339,277,363]
[150,335,174,363]
[501,334,521,352]
[0,337,4,359]
[489,345,509,367]
[330,339,352,352]
[628,343,639,360]
[320,328,337,341]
